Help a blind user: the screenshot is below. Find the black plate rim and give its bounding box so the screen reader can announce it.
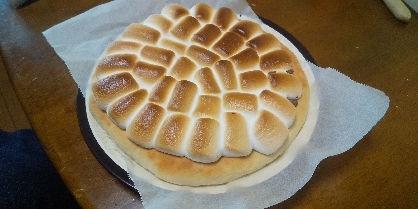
[77,89,136,189]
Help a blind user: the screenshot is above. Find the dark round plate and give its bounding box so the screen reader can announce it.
[77,88,136,189]
[77,16,316,191]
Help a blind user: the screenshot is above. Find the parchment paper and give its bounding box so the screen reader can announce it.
[43,0,390,208]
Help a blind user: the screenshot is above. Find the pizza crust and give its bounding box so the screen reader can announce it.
[87,4,310,186]
[87,47,309,186]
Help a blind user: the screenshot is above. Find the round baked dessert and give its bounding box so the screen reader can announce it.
[87,3,310,186]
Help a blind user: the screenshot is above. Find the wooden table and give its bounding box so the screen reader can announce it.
[1,0,417,208]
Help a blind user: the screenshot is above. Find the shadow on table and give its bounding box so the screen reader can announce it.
[0,129,80,209]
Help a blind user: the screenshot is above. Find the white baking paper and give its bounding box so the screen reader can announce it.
[43,0,390,208]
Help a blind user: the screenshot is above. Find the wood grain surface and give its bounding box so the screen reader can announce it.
[0,0,417,208]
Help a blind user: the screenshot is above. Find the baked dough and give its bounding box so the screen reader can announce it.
[87,3,310,186]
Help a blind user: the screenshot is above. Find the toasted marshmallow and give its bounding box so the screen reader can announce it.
[92,72,139,110]
[154,113,191,156]
[167,80,198,113]
[229,48,259,70]
[168,56,197,80]
[223,92,258,112]
[229,20,262,40]
[223,112,252,157]
[94,54,137,79]
[212,31,245,57]
[260,50,292,71]
[213,60,238,90]
[194,67,221,94]
[148,76,177,105]
[186,118,222,163]
[107,89,148,129]
[186,45,220,67]
[259,89,296,127]
[126,103,166,148]
[122,23,161,44]
[247,33,282,54]
[170,16,201,41]
[140,45,175,67]
[144,14,173,34]
[212,7,238,30]
[268,72,302,99]
[191,3,214,23]
[191,24,222,47]
[161,4,189,20]
[252,110,288,155]
[132,60,166,84]
[193,95,221,119]
[239,70,268,91]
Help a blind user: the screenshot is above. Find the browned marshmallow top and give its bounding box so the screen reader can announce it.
[91,3,305,163]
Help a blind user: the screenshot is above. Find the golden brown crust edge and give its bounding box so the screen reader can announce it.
[87,45,310,186]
